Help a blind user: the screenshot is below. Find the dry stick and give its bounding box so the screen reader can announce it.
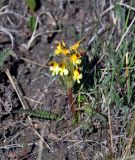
[6,69,26,110]
[21,57,48,68]
[24,96,43,105]
[125,52,129,89]
[37,124,46,160]
[5,69,51,150]
[107,99,114,154]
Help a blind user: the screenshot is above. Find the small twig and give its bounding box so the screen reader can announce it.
[24,96,44,105]
[107,99,114,154]
[125,52,129,89]
[37,124,47,160]
[0,144,23,150]
[21,57,49,68]
[6,69,26,110]
[0,142,39,150]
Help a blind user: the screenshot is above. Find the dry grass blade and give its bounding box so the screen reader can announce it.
[125,52,129,88]
[0,26,14,48]
[21,57,48,68]
[107,100,114,154]
[37,124,47,160]
[115,16,135,51]
[0,0,9,8]
[101,2,135,17]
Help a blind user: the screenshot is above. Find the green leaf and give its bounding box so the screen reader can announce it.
[25,0,36,11]
[28,16,36,32]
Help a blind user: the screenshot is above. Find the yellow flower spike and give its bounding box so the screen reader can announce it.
[73,69,82,83]
[70,53,82,66]
[48,61,60,76]
[54,41,69,55]
[59,63,69,76]
[70,41,81,51]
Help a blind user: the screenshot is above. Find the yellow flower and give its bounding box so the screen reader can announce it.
[54,41,69,55]
[70,41,81,51]
[49,61,60,76]
[59,63,69,76]
[73,69,82,83]
[70,53,82,65]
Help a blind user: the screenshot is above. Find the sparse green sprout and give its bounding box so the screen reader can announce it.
[0,49,11,69]
[25,0,36,12]
[28,16,36,32]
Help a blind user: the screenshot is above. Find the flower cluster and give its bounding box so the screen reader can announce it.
[49,40,83,84]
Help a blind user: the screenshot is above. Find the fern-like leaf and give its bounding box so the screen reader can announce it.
[13,109,62,121]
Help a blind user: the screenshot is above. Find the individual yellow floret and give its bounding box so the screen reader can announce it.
[49,61,60,76]
[59,63,69,76]
[70,41,81,51]
[73,69,82,83]
[54,41,69,55]
[70,53,82,66]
